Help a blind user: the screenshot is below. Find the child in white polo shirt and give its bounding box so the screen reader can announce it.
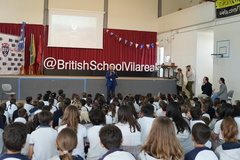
[86,109,106,160]
[0,122,29,160]
[99,124,135,160]
[185,123,218,160]
[28,111,58,160]
[138,104,155,145]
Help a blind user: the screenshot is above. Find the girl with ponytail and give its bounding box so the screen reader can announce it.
[49,127,83,160]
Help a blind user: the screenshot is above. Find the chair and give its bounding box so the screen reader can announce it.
[227,90,234,104]
[1,84,15,101]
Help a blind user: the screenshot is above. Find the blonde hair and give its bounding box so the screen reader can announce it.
[56,128,78,160]
[141,116,183,160]
[61,105,80,133]
[72,100,82,109]
[221,116,239,143]
[80,110,90,123]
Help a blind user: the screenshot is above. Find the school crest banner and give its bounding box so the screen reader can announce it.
[0,33,25,75]
[216,0,240,18]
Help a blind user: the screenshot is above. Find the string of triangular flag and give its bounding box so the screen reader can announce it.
[106,29,175,49]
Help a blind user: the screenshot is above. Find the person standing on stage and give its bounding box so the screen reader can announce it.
[106,64,118,99]
[186,65,195,99]
[176,68,184,95]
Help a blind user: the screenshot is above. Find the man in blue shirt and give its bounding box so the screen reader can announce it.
[106,65,118,101]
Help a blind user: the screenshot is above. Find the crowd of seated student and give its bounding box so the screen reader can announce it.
[1,89,240,160]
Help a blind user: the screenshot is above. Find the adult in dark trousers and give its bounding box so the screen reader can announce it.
[106,65,118,102]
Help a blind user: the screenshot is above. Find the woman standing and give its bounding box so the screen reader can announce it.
[212,77,228,101]
[176,68,184,95]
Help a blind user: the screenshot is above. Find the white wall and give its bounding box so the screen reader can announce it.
[0,0,44,24]
[48,0,104,11]
[157,29,214,96]
[157,2,215,33]
[162,0,202,16]
[196,31,213,95]
[108,0,158,31]
[213,16,240,102]
[158,30,198,93]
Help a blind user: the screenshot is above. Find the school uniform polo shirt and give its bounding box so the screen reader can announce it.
[99,148,135,160]
[185,147,218,160]
[0,153,29,160]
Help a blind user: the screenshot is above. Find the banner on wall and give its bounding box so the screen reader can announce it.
[0,33,25,74]
[43,57,156,72]
[216,0,240,18]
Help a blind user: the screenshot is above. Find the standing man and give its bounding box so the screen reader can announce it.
[186,65,195,99]
[198,77,212,99]
[106,64,118,100]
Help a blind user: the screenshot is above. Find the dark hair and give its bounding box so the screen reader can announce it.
[26,122,35,134]
[63,98,71,106]
[148,97,154,104]
[3,122,27,152]
[147,93,152,98]
[48,98,54,107]
[127,102,138,119]
[192,97,198,102]
[42,105,50,112]
[25,96,32,103]
[204,77,209,82]
[220,77,225,84]
[58,89,63,95]
[159,100,167,111]
[172,94,177,100]
[109,92,115,99]
[51,92,56,98]
[89,109,105,125]
[18,108,27,117]
[37,94,42,101]
[118,105,141,132]
[37,101,44,109]
[201,104,209,112]
[43,94,49,101]
[141,104,154,116]
[33,114,40,128]
[117,93,123,101]
[166,102,190,133]
[86,98,92,105]
[192,123,210,144]
[109,103,116,117]
[87,94,92,98]
[213,98,221,106]
[38,111,53,125]
[99,124,122,150]
[80,99,86,106]
[134,94,141,104]
[219,103,234,120]
[190,107,201,119]
[234,105,240,117]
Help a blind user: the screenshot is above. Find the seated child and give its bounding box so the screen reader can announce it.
[28,111,58,160]
[156,100,167,117]
[215,116,240,159]
[185,123,218,160]
[98,124,135,160]
[201,104,210,122]
[138,104,155,145]
[189,107,205,130]
[14,108,27,124]
[86,109,106,160]
[49,128,83,160]
[0,122,29,160]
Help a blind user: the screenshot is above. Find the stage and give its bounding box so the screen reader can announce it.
[0,76,177,100]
